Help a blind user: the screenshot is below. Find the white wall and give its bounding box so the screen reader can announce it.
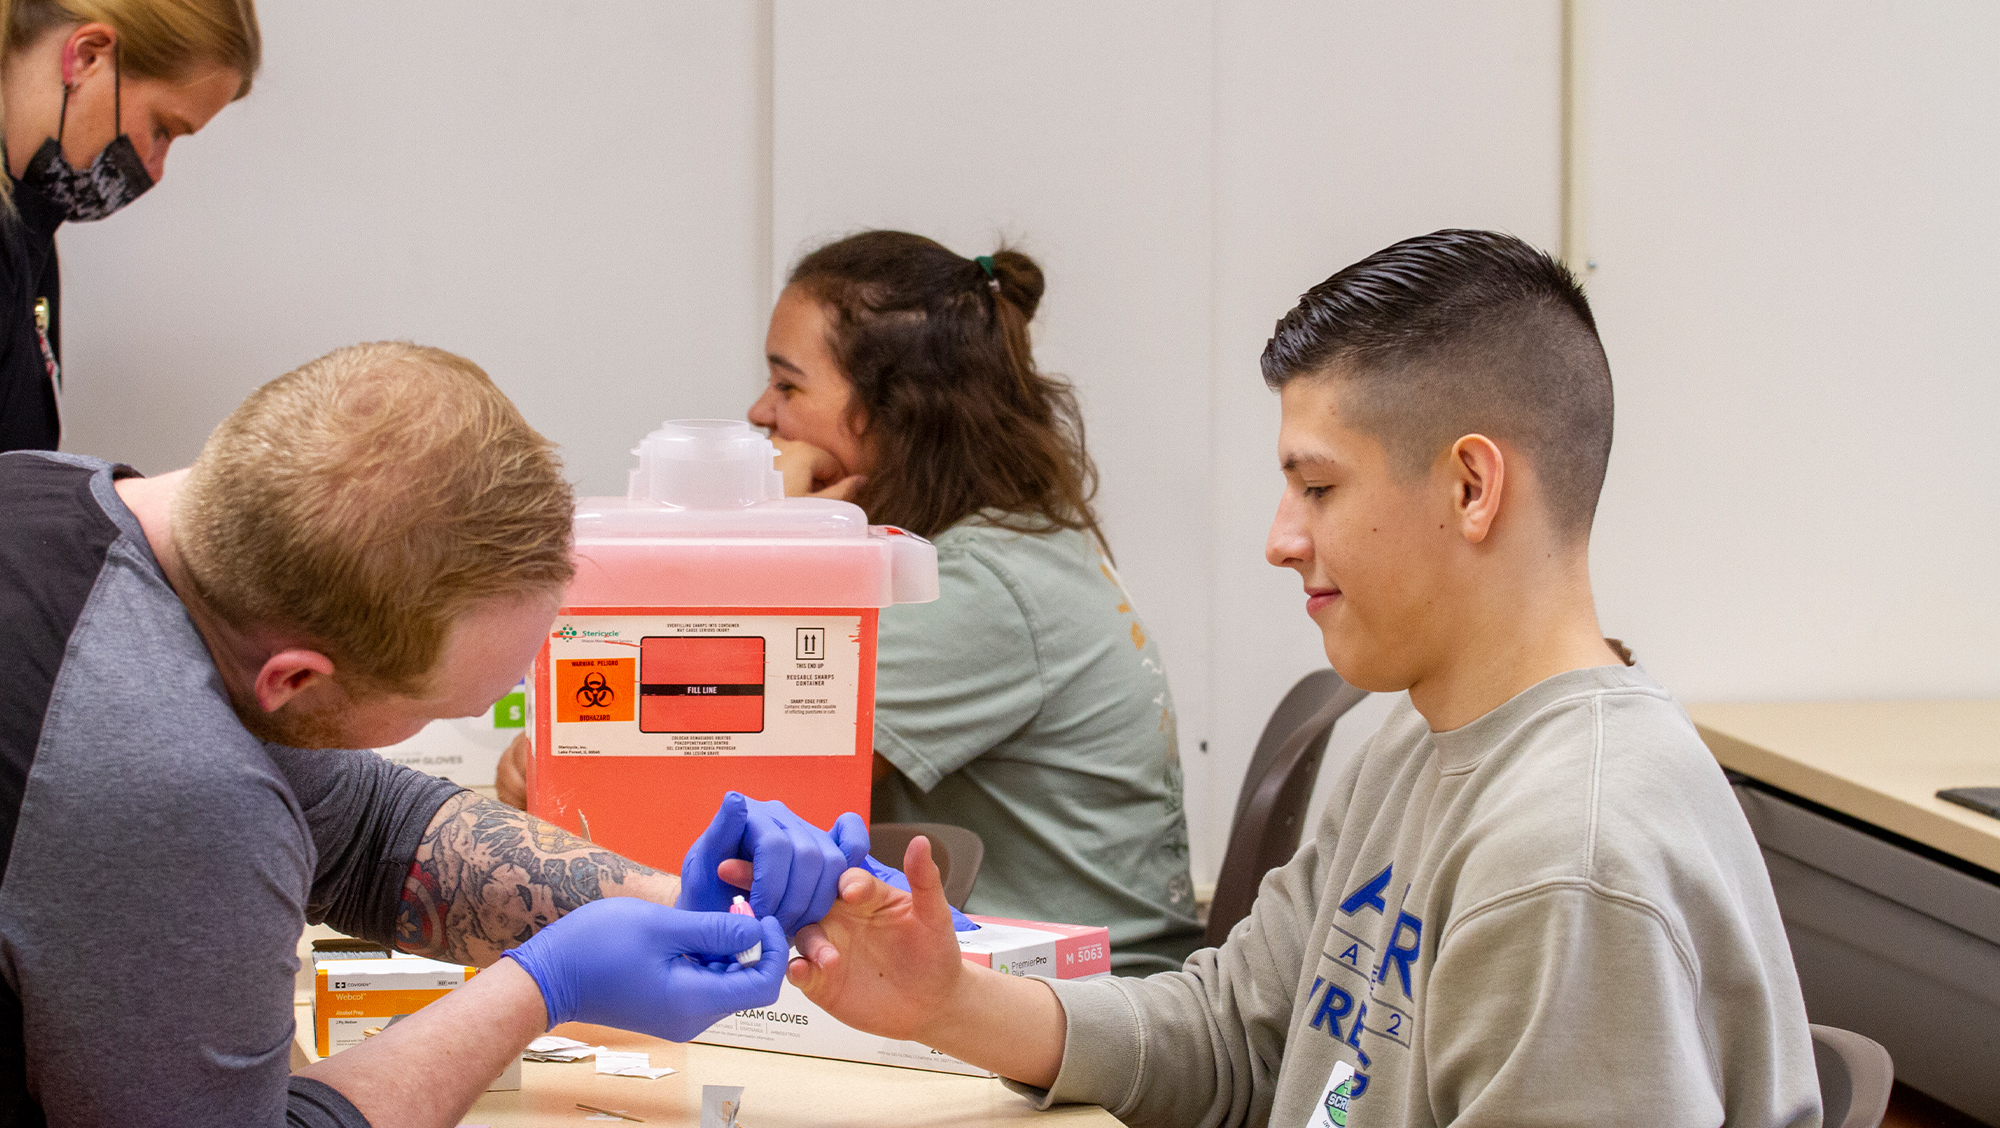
[59,1,773,494]
[43,1,1999,885]
[770,0,1221,808]
[1209,1,1562,874]
[1574,2,2000,702]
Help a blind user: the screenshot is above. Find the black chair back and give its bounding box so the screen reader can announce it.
[870,821,986,909]
[1206,670,1369,947]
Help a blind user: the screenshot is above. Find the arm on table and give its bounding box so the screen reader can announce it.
[789,836,1066,1088]
[495,732,528,809]
[395,789,678,966]
[306,786,838,1128]
[483,743,859,937]
[298,955,547,1128]
[304,901,784,1128]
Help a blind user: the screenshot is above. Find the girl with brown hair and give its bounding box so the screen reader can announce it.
[752,229,1203,971]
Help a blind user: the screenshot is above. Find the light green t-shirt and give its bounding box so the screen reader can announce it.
[870,519,1202,973]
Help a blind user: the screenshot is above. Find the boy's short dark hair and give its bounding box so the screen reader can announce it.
[1262,229,1614,537]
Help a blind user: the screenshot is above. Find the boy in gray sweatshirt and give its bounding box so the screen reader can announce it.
[788,230,1822,1127]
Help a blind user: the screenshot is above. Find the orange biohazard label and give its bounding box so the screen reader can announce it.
[555,658,636,723]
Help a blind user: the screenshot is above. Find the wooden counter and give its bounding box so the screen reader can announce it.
[291,928,1120,1127]
[1687,700,2000,872]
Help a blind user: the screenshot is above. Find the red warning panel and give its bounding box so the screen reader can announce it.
[639,636,765,733]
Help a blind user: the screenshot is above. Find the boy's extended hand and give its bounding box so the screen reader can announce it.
[786,835,968,1043]
[787,837,1068,1088]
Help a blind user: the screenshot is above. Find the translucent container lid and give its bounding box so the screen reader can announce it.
[566,420,938,608]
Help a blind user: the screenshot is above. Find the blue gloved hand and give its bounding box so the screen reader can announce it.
[830,812,980,932]
[503,896,785,1043]
[677,792,858,934]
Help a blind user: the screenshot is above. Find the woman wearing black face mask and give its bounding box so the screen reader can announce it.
[0,0,258,453]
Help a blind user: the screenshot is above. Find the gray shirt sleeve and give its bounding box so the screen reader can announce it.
[1006,832,1328,1128]
[1420,882,1728,1125]
[5,743,453,1128]
[1006,675,1819,1128]
[263,746,464,945]
[286,1077,370,1128]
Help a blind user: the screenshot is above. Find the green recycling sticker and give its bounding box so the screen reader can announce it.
[493,688,526,729]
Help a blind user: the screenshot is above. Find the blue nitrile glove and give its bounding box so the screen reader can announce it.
[677,792,855,934]
[503,896,785,1042]
[831,812,980,932]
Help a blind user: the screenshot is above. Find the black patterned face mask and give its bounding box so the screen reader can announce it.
[17,49,155,222]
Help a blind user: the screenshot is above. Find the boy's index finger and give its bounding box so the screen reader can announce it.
[837,865,882,902]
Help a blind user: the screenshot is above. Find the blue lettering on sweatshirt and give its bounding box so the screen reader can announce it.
[1338,864,1393,916]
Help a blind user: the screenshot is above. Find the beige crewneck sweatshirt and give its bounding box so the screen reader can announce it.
[1014,665,1820,1128]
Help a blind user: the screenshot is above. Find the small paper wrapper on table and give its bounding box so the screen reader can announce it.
[701,1085,745,1128]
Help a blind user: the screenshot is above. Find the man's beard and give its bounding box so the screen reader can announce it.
[225,683,363,749]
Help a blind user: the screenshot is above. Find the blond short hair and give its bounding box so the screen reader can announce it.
[175,342,575,696]
[3,0,260,94]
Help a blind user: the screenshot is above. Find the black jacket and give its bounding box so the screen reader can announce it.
[0,185,63,453]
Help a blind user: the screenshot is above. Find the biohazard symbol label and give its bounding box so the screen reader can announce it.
[555,658,635,724]
[576,672,615,709]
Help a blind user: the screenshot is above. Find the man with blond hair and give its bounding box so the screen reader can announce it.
[0,342,863,1127]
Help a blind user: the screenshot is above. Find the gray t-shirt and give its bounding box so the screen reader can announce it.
[0,453,463,1126]
[870,520,1202,972]
[1019,665,1820,1127]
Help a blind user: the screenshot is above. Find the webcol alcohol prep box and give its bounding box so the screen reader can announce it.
[693,914,1110,1075]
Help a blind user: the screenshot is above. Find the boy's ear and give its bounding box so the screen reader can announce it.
[1448,434,1506,544]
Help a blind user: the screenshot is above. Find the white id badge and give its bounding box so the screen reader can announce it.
[1305,1060,1357,1128]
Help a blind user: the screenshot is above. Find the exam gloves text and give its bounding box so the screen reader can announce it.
[503,896,786,1042]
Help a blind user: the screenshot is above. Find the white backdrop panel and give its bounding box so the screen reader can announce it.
[1208,2,1564,874]
[58,1,769,495]
[769,0,1220,798]
[1576,1,2000,702]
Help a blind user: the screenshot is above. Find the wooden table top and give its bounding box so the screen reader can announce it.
[291,928,1120,1127]
[1687,699,2000,873]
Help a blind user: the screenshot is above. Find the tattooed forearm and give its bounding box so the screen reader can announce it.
[396,792,680,965]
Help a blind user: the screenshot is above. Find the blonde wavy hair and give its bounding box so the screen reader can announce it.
[0,0,258,206]
[2,0,258,90]
[174,342,576,697]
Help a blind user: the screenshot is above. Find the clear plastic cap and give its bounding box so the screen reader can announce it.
[626,419,787,508]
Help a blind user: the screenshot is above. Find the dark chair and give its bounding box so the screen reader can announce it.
[1811,1023,1894,1128]
[1206,669,1370,946]
[870,822,986,909]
